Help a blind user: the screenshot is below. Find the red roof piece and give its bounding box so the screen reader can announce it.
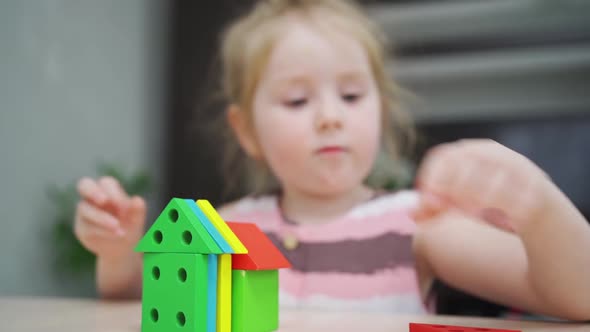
[409,323,521,332]
[226,222,291,270]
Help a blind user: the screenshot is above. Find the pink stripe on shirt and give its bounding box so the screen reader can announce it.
[279,267,420,299]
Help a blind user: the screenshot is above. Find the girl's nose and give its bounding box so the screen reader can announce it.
[315,97,343,132]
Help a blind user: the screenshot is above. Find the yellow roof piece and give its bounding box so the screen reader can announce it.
[196,199,248,254]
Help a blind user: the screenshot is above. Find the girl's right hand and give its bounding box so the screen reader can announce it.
[74,176,147,260]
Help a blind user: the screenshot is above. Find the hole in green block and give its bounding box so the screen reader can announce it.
[182,230,192,245]
[150,308,159,322]
[153,230,163,244]
[169,208,179,222]
[176,312,186,327]
[152,266,160,280]
[178,268,187,282]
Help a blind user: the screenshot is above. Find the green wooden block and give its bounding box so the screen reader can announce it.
[135,198,221,254]
[232,269,279,332]
[141,253,208,332]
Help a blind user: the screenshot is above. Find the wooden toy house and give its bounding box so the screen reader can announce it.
[135,198,290,332]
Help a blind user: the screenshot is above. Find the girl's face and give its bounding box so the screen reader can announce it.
[249,20,381,197]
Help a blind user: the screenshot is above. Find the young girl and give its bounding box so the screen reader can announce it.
[74,0,590,320]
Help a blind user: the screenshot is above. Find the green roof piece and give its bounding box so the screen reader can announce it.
[135,198,221,254]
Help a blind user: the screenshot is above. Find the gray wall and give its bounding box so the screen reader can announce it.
[0,0,167,296]
[368,0,590,124]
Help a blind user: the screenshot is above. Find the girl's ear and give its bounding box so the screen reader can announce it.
[226,104,263,159]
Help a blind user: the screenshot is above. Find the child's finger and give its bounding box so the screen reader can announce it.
[98,176,129,215]
[477,169,510,210]
[413,192,447,222]
[77,177,107,206]
[456,139,532,174]
[76,220,122,244]
[77,200,122,234]
[416,145,458,196]
[455,139,508,160]
[448,159,493,209]
[117,196,146,236]
[504,177,546,226]
[126,196,146,227]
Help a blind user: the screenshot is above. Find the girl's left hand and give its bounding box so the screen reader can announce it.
[414,139,555,233]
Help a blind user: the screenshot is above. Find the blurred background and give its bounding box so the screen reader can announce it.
[1,0,589,317]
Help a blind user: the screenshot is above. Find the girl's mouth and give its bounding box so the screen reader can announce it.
[317,146,347,154]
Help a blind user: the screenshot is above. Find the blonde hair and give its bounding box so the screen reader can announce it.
[218,0,415,198]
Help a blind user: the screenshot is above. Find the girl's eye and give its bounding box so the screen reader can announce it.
[284,98,308,108]
[342,93,362,103]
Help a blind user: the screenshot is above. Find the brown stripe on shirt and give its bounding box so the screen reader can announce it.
[265,232,415,274]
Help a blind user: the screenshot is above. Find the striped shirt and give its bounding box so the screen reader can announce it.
[219,190,429,314]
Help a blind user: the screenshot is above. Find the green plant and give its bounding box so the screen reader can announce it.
[366,152,416,191]
[47,162,152,276]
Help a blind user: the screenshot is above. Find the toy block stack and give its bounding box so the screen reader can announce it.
[135,198,291,332]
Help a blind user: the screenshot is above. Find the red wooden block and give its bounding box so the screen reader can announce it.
[226,222,291,270]
[409,323,521,332]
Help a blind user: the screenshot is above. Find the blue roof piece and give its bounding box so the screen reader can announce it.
[184,199,234,253]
